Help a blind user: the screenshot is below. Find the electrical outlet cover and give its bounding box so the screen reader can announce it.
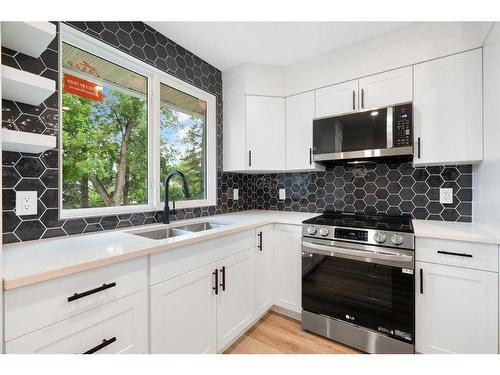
[233,189,239,200]
[16,191,37,216]
[279,188,286,200]
[439,188,453,204]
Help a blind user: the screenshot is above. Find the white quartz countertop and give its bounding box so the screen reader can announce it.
[2,210,315,290]
[412,219,499,244]
[3,210,499,290]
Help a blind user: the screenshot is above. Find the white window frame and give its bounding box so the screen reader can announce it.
[59,23,217,219]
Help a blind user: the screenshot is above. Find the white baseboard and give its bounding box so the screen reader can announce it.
[271,305,302,321]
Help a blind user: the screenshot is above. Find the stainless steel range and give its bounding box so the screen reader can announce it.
[301,211,415,354]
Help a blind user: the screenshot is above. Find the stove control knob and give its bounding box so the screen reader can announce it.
[307,226,317,235]
[391,234,404,246]
[374,232,387,243]
[319,227,329,236]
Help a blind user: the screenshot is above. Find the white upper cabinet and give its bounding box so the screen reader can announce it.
[223,95,286,172]
[416,261,498,354]
[358,66,413,110]
[315,79,358,118]
[246,95,286,171]
[413,49,483,166]
[286,91,323,171]
[315,67,413,119]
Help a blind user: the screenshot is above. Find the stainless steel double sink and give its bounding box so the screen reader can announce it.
[130,221,228,240]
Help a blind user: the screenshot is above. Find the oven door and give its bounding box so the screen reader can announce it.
[301,239,415,344]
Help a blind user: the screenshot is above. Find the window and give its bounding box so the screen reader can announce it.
[159,83,207,202]
[62,42,149,210]
[60,24,216,218]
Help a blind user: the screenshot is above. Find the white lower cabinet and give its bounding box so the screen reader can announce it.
[255,225,274,317]
[216,248,255,351]
[273,225,302,314]
[150,263,217,354]
[149,246,255,353]
[416,261,498,354]
[6,290,148,354]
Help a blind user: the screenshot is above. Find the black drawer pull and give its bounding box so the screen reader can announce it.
[83,337,116,354]
[220,266,226,291]
[213,269,219,295]
[419,268,424,294]
[437,250,473,258]
[257,231,263,251]
[68,282,117,302]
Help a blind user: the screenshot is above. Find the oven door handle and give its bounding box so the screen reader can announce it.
[302,241,413,263]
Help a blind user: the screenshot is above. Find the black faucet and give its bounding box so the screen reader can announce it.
[163,170,190,224]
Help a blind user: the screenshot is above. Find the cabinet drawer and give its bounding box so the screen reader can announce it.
[5,290,148,354]
[416,237,498,272]
[5,256,148,341]
[150,230,254,285]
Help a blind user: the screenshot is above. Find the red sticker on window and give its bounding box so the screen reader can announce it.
[64,74,103,102]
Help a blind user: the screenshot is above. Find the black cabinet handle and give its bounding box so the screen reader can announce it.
[257,231,263,251]
[213,269,218,295]
[419,268,424,294]
[248,150,252,167]
[352,90,355,110]
[68,282,116,302]
[220,266,226,291]
[309,148,312,165]
[361,89,364,109]
[417,137,421,159]
[437,250,473,258]
[83,337,116,354]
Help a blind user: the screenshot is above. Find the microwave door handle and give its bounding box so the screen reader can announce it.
[302,241,413,263]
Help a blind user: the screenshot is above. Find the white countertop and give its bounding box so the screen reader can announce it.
[2,210,499,290]
[2,210,315,290]
[412,219,499,244]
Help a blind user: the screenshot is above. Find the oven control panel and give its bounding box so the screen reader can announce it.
[334,228,368,242]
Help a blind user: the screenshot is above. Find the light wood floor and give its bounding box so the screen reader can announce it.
[224,311,361,354]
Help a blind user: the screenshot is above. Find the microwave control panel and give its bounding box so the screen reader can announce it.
[393,104,413,147]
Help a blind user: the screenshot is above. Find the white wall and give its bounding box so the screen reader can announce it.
[223,63,285,100]
[285,22,491,96]
[474,22,500,235]
[223,23,491,99]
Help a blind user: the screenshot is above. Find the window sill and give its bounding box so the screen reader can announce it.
[155,198,217,211]
[60,199,216,220]
[60,204,154,220]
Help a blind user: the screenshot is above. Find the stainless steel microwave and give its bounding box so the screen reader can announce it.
[312,104,413,163]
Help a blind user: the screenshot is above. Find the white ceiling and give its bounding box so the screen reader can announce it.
[147,22,412,71]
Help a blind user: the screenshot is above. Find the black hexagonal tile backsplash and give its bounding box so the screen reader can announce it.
[1,22,473,244]
[251,162,472,222]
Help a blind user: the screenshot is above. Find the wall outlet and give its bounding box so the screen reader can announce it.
[279,188,286,200]
[233,189,239,200]
[16,191,37,216]
[439,188,453,204]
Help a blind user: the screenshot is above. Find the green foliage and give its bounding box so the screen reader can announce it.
[62,89,147,209]
[160,106,205,202]
[62,88,205,210]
